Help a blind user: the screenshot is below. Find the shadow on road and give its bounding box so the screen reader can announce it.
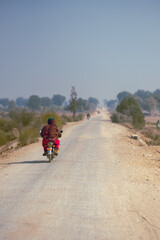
[8,160,49,164]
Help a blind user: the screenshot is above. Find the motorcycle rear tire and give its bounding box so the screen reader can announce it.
[48,154,52,162]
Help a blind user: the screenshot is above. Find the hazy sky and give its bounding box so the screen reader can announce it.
[0,0,160,102]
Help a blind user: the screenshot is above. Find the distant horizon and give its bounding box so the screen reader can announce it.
[1,87,160,104]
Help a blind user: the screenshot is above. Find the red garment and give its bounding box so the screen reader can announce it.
[42,138,60,152]
[41,123,59,142]
[41,122,60,152]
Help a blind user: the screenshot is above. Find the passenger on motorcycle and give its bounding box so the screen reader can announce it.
[41,118,61,156]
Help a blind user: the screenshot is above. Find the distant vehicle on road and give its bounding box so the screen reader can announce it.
[87,113,90,120]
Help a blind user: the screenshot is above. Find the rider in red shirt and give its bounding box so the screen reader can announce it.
[41,118,61,156]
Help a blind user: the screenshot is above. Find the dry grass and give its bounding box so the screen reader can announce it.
[141,114,160,145]
[145,115,160,124]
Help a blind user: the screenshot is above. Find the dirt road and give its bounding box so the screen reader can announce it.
[0,111,160,240]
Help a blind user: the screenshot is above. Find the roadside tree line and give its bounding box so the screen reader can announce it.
[104,89,160,114]
[0,90,99,114]
[0,94,66,110]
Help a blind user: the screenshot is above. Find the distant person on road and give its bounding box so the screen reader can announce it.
[87,113,90,120]
[41,118,61,156]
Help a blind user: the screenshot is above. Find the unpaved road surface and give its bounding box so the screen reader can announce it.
[0,111,160,240]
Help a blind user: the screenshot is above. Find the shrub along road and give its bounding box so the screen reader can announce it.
[0,111,160,240]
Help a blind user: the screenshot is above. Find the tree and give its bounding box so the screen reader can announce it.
[153,89,160,111]
[16,97,28,107]
[134,90,152,100]
[116,97,145,129]
[0,98,9,107]
[52,94,66,106]
[28,95,41,110]
[40,97,52,107]
[8,100,16,110]
[77,98,90,112]
[104,99,118,110]
[88,97,99,106]
[154,89,160,95]
[132,95,143,106]
[117,91,131,103]
[143,96,157,113]
[69,86,78,120]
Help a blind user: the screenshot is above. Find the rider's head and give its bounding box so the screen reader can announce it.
[48,118,55,124]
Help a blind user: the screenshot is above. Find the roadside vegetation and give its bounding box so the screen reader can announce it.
[109,93,160,146]
[0,109,86,149]
[142,127,160,146]
[111,97,145,130]
[0,87,99,151]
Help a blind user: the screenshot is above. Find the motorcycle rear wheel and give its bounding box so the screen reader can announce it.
[48,154,52,162]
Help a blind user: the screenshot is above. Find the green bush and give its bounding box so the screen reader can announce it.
[0,130,9,146]
[32,115,43,132]
[116,97,145,129]
[19,127,39,147]
[9,109,34,128]
[132,111,145,129]
[111,112,132,124]
[3,121,17,132]
[111,113,118,123]
[0,118,6,128]
[0,129,16,146]
[0,118,17,133]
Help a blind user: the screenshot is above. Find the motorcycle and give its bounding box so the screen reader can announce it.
[46,130,63,162]
[46,142,58,162]
[40,130,63,162]
[87,113,90,120]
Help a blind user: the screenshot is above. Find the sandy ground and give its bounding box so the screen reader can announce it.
[0,110,160,240]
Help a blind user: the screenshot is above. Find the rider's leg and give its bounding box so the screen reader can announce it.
[54,139,60,152]
[42,138,48,155]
